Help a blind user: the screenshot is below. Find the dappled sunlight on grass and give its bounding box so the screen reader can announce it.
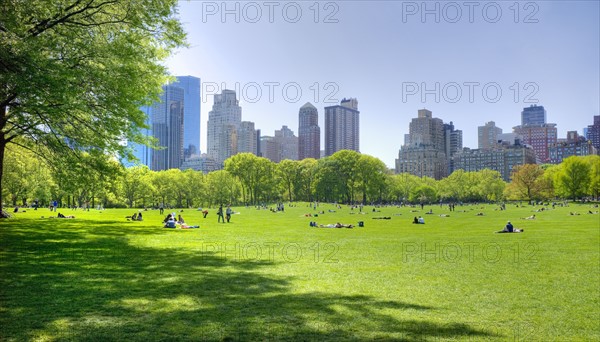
[1,203,599,340]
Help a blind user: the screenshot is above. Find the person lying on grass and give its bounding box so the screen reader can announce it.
[522,214,536,220]
[55,213,75,219]
[316,223,354,228]
[495,221,523,233]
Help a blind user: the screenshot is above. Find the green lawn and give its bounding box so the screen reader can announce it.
[1,203,599,341]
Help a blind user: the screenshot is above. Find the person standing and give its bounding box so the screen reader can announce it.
[226,206,232,223]
[217,205,225,223]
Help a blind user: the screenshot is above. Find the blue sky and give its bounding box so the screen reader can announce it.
[165,1,600,167]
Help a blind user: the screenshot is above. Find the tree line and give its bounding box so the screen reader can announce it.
[4,144,599,209]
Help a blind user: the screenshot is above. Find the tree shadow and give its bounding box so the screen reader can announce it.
[1,221,501,341]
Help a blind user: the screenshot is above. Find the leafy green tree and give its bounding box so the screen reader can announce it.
[294,158,317,202]
[277,159,300,202]
[182,169,205,208]
[505,164,552,201]
[557,156,591,201]
[391,173,420,203]
[474,169,506,202]
[313,157,344,202]
[205,170,240,206]
[585,155,600,199]
[329,150,361,203]
[356,154,388,203]
[121,166,153,208]
[0,0,185,209]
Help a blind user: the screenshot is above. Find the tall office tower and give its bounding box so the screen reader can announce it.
[324,98,360,156]
[125,105,153,167]
[395,109,451,180]
[151,85,184,171]
[478,121,503,149]
[173,76,201,159]
[586,115,600,150]
[275,125,298,161]
[260,136,279,162]
[207,89,242,167]
[238,121,258,155]
[521,105,547,126]
[513,105,556,163]
[298,102,321,160]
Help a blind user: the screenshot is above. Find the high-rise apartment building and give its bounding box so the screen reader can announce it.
[324,98,360,156]
[478,121,503,149]
[275,125,298,161]
[238,121,258,155]
[298,102,320,160]
[173,76,201,159]
[549,131,598,164]
[585,115,600,150]
[151,85,184,171]
[513,105,557,163]
[395,109,453,180]
[207,90,242,167]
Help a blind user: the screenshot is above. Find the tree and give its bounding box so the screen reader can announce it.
[356,154,388,204]
[121,166,153,208]
[329,150,361,203]
[277,159,300,202]
[505,164,552,201]
[0,0,185,210]
[585,155,600,199]
[474,169,506,202]
[557,156,591,201]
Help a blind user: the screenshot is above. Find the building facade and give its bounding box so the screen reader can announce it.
[513,123,557,163]
[549,131,598,164]
[324,98,360,156]
[521,105,547,126]
[206,90,242,167]
[238,121,258,155]
[452,143,537,181]
[151,85,184,171]
[275,125,298,161]
[395,109,454,180]
[478,121,503,149]
[173,76,201,159]
[585,115,600,150]
[298,102,321,160]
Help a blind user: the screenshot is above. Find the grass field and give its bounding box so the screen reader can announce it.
[1,202,599,341]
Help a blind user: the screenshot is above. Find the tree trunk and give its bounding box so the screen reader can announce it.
[0,130,5,212]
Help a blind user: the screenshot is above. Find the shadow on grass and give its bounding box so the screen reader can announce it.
[1,219,500,341]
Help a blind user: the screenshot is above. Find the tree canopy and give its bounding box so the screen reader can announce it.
[0,0,185,209]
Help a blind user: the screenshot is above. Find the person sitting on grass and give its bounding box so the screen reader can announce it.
[131,212,138,220]
[418,216,425,224]
[495,221,523,233]
[164,216,177,228]
[412,216,419,224]
[177,214,185,224]
[136,212,143,221]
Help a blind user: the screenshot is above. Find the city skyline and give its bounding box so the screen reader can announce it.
[165,1,599,167]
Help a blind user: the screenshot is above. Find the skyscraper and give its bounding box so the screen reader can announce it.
[478,121,503,149]
[395,109,459,180]
[324,98,360,156]
[298,102,320,160]
[173,76,201,159]
[396,109,447,179]
[513,105,556,163]
[275,125,298,161]
[151,85,184,171]
[238,121,258,155]
[207,89,242,167]
[521,105,547,126]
